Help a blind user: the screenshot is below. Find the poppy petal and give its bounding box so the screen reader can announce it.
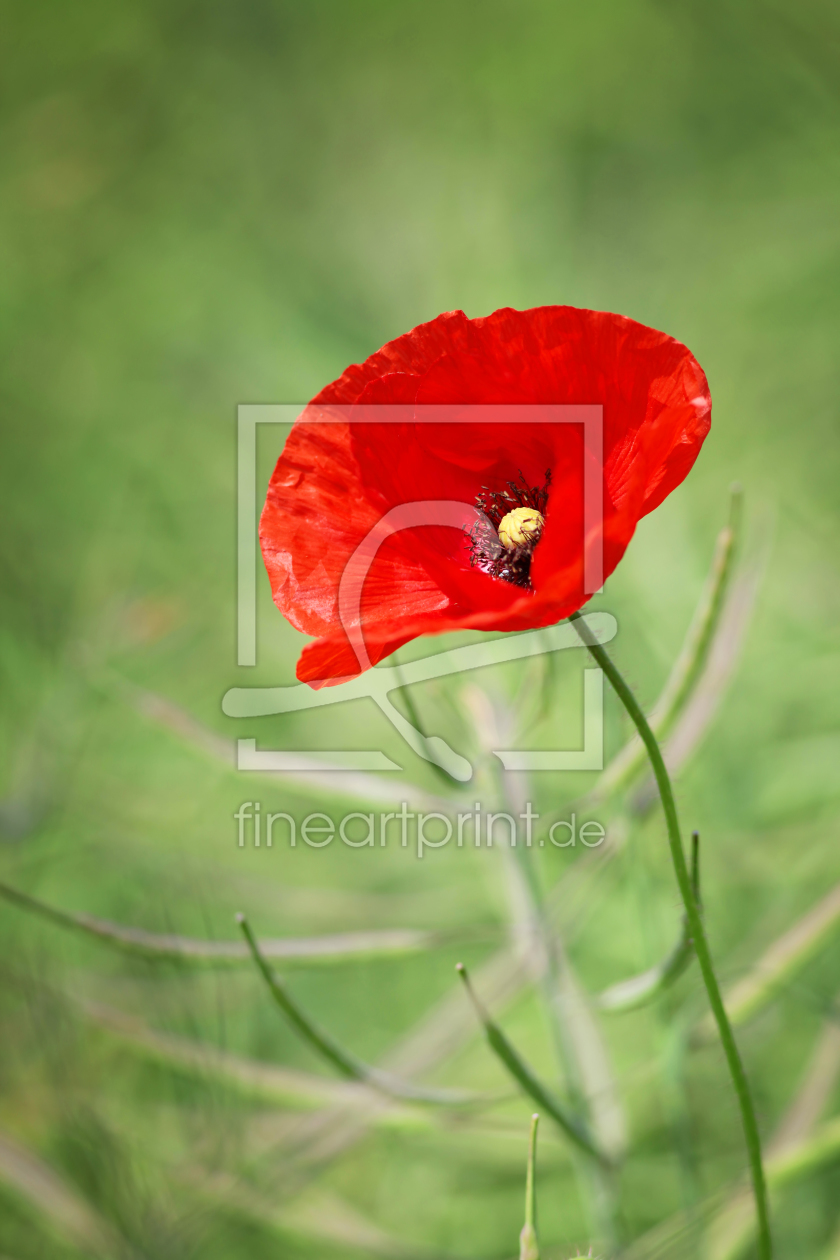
[261,306,710,685]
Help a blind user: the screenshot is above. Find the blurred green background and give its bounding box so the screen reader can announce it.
[2,2,840,1258]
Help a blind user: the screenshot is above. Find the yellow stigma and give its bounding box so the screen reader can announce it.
[497,506,545,551]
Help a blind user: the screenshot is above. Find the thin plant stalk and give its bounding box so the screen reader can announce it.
[596,832,700,1012]
[237,913,480,1106]
[520,1113,541,1260]
[488,756,602,1121]
[391,649,459,788]
[570,611,772,1260]
[489,758,622,1245]
[591,484,741,803]
[0,878,433,968]
[698,879,840,1039]
[456,963,605,1164]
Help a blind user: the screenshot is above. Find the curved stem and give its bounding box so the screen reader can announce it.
[0,878,433,968]
[597,832,700,1012]
[237,914,482,1106]
[589,485,741,805]
[570,612,772,1260]
[456,963,607,1164]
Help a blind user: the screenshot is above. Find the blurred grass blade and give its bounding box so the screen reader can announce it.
[83,997,435,1125]
[697,880,840,1040]
[548,949,627,1161]
[492,750,626,1167]
[186,1175,456,1260]
[0,878,434,967]
[628,1112,840,1260]
[824,1218,840,1260]
[631,515,771,817]
[236,947,533,1189]
[456,963,606,1164]
[237,912,375,1078]
[0,1128,127,1258]
[520,1113,541,1260]
[624,1002,840,1260]
[646,487,742,740]
[707,1115,840,1260]
[592,486,741,803]
[109,670,454,809]
[771,1016,840,1152]
[705,996,840,1259]
[390,648,462,788]
[596,930,693,1012]
[238,914,481,1105]
[244,847,619,1188]
[598,832,700,1012]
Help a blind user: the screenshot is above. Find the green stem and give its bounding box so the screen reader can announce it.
[237,914,479,1106]
[491,762,620,1245]
[591,484,741,803]
[525,1112,538,1232]
[597,831,700,1012]
[456,964,607,1164]
[520,1113,541,1260]
[0,878,432,969]
[391,649,460,787]
[569,612,772,1260]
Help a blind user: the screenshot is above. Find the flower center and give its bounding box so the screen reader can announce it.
[498,506,544,551]
[468,470,551,590]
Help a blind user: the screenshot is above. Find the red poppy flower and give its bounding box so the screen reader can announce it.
[260,306,710,687]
